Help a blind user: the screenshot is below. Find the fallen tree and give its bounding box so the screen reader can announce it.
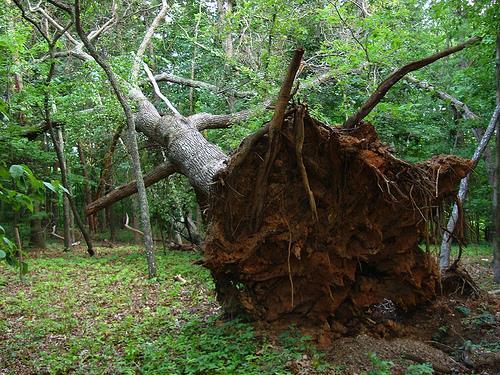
[15,1,478,330]
[205,106,470,328]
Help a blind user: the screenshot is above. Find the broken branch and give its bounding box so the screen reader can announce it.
[86,161,177,216]
[131,0,168,82]
[143,62,181,116]
[344,36,481,128]
[124,213,144,236]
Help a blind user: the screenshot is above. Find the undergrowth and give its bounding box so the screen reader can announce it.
[0,246,329,374]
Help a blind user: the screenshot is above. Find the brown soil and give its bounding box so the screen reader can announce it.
[204,105,471,333]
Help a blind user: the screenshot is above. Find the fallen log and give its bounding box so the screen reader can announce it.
[85,161,176,216]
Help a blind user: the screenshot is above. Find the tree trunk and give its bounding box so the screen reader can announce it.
[30,203,46,248]
[55,126,71,251]
[106,205,117,242]
[135,115,227,198]
[86,161,176,216]
[130,200,141,244]
[440,105,500,270]
[494,34,500,283]
[77,142,96,233]
[49,125,95,256]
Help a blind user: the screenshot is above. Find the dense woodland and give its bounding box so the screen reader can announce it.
[0,0,499,374]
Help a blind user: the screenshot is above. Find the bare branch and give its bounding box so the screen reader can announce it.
[88,6,117,41]
[29,4,78,44]
[404,75,479,120]
[131,0,169,82]
[12,0,50,44]
[152,72,254,98]
[344,36,481,129]
[143,62,181,116]
[86,161,177,216]
[125,213,144,236]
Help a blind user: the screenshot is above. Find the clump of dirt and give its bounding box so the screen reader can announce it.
[204,105,471,332]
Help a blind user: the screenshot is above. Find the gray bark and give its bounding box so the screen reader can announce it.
[135,114,227,197]
[56,126,71,250]
[75,1,155,276]
[440,104,500,270]
[494,35,500,283]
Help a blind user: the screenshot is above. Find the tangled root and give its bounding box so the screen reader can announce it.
[204,106,471,329]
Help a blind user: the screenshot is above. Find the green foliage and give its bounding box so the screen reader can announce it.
[363,353,435,375]
[0,164,61,273]
[455,305,471,316]
[363,352,394,375]
[0,246,331,374]
[405,363,434,375]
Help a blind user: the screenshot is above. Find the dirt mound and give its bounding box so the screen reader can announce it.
[326,334,462,374]
[204,105,471,330]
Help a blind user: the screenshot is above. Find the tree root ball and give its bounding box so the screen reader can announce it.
[203,107,471,330]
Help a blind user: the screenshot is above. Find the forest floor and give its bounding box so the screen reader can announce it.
[0,244,498,374]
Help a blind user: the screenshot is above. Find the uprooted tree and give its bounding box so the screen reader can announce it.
[16,1,479,329]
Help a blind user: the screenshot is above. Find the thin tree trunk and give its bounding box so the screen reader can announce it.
[56,126,71,251]
[30,202,46,248]
[77,142,96,233]
[130,199,141,244]
[493,35,500,283]
[217,0,236,112]
[50,125,95,255]
[440,105,500,270]
[106,175,117,242]
[75,2,155,275]
[189,2,202,114]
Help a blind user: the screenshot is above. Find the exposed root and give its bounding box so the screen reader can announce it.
[205,107,471,329]
[440,266,481,298]
[294,105,318,222]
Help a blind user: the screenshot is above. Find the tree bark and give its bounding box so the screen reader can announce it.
[75,0,155,276]
[56,126,72,251]
[440,105,500,270]
[135,115,227,197]
[77,142,96,233]
[30,203,46,248]
[494,35,500,283]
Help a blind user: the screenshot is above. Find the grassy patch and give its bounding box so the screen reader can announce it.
[0,246,328,374]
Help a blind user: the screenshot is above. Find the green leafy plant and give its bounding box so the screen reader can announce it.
[0,164,63,275]
[405,363,434,375]
[363,352,394,375]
